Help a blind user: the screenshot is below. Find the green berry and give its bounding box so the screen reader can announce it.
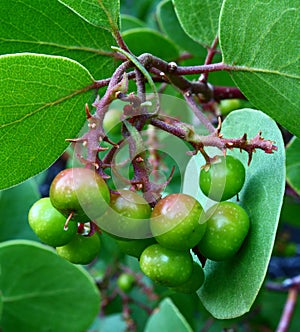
[150,194,206,251]
[199,155,245,201]
[198,202,250,261]
[50,168,110,222]
[98,189,152,240]
[103,108,123,136]
[219,99,241,115]
[139,244,193,287]
[115,237,156,258]
[56,233,101,264]
[117,273,135,292]
[170,262,205,294]
[28,197,77,247]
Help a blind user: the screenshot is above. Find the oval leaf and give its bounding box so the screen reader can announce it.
[145,298,193,332]
[286,137,300,195]
[59,0,120,33]
[219,0,300,137]
[0,240,100,332]
[122,28,180,61]
[157,0,206,56]
[0,53,94,189]
[0,0,117,78]
[183,109,285,319]
[173,0,223,47]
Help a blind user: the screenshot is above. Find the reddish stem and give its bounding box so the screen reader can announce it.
[276,286,299,332]
[200,35,219,82]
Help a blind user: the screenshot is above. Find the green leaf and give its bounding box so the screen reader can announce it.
[0,292,2,321]
[219,0,300,137]
[122,28,180,61]
[89,314,127,332]
[0,53,94,189]
[157,0,206,57]
[121,14,146,31]
[145,298,193,332]
[286,137,300,195]
[172,0,223,47]
[59,0,120,33]
[183,109,285,319]
[0,0,117,78]
[0,240,100,332]
[0,178,40,241]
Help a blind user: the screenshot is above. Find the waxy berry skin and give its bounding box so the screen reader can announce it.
[150,193,206,251]
[198,202,250,261]
[56,233,101,265]
[28,197,77,247]
[199,155,246,201]
[139,243,193,287]
[50,168,110,223]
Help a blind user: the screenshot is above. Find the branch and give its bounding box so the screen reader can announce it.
[213,86,247,100]
[184,92,216,134]
[200,35,219,82]
[150,116,277,163]
[276,286,299,332]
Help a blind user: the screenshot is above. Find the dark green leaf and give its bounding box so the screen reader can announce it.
[0,178,40,241]
[0,0,117,78]
[172,0,223,47]
[0,292,2,321]
[122,28,180,61]
[59,0,120,32]
[286,137,300,195]
[184,109,285,318]
[0,240,100,332]
[157,0,206,56]
[0,53,94,189]
[121,14,146,31]
[220,0,300,137]
[145,298,193,332]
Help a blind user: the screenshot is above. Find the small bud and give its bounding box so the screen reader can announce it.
[168,61,177,71]
[88,122,97,129]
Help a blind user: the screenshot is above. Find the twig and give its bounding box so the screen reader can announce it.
[200,35,219,82]
[276,286,299,332]
[184,92,216,134]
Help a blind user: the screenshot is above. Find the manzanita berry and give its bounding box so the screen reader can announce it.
[139,243,193,287]
[28,197,77,247]
[56,233,101,265]
[50,168,110,223]
[170,262,205,294]
[197,202,250,261]
[150,193,206,251]
[97,189,152,240]
[199,155,246,201]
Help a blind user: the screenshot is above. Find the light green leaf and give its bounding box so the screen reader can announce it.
[89,314,127,331]
[0,178,40,241]
[219,0,300,137]
[157,0,206,56]
[0,0,117,78]
[122,28,180,61]
[183,109,285,319]
[0,53,94,189]
[59,0,120,33]
[172,0,223,47]
[286,137,300,195]
[145,298,193,332]
[0,240,100,332]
